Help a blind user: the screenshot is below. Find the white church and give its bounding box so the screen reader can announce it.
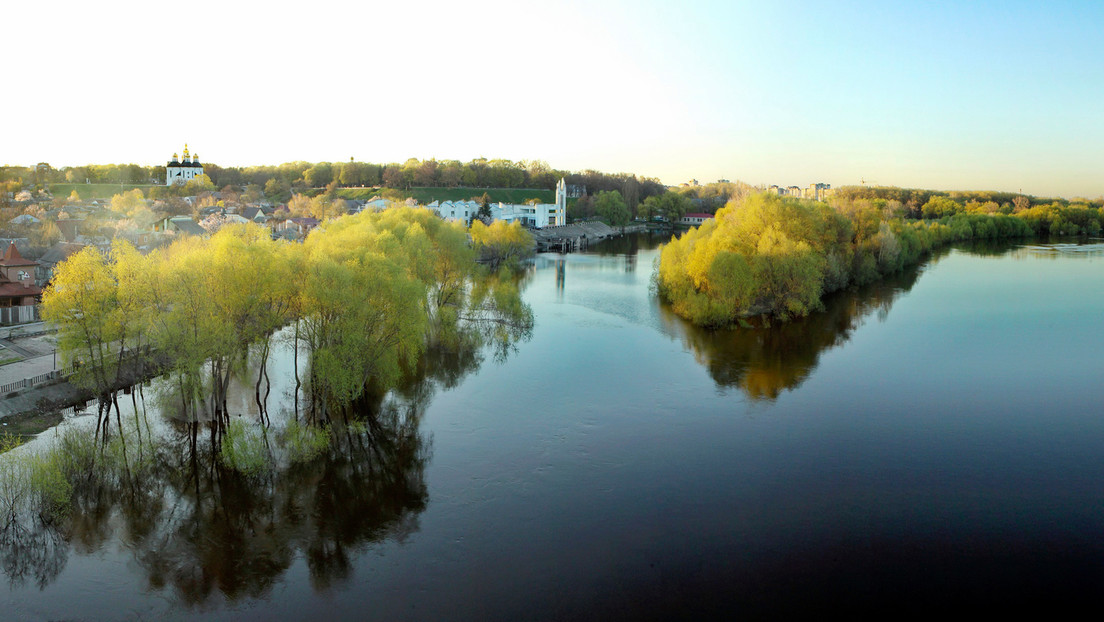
[165,144,204,185]
[431,178,567,228]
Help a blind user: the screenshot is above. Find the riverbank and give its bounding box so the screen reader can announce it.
[0,326,169,429]
[0,327,74,432]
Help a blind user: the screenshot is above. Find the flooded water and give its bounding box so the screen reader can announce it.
[4,236,1104,618]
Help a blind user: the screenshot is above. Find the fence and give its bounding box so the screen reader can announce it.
[0,366,76,396]
[58,403,88,417]
[0,305,40,326]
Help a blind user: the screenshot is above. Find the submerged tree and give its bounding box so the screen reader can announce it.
[470,220,535,271]
[41,245,134,449]
[44,208,534,447]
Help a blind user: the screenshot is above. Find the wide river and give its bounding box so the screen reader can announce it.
[4,234,1104,618]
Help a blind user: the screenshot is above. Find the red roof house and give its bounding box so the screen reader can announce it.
[0,242,42,324]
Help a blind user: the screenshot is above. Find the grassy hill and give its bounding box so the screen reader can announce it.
[48,183,156,200]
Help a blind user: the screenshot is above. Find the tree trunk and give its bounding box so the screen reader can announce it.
[293,319,301,423]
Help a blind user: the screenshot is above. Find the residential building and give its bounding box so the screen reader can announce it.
[433,178,567,228]
[0,243,42,325]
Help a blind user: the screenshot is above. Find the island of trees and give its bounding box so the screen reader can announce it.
[657,188,1103,327]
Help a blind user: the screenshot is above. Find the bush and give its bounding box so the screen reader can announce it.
[220,419,270,476]
[282,419,330,464]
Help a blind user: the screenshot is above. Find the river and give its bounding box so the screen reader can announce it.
[4,235,1104,618]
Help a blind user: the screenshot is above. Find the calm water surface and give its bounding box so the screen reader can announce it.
[4,236,1104,619]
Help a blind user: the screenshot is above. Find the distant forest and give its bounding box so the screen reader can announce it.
[4,158,1102,222]
[0,158,673,211]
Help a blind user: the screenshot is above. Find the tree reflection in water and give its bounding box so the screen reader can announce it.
[0,303,526,606]
[658,252,941,400]
[0,519,68,590]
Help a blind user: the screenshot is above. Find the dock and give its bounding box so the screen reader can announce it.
[531,221,646,253]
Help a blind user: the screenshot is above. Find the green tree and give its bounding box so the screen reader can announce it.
[41,246,134,447]
[304,163,333,188]
[475,193,493,224]
[644,191,692,224]
[921,195,961,219]
[595,190,630,230]
[264,177,291,199]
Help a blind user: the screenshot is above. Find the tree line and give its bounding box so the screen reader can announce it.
[4,158,668,203]
[657,191,1103,327]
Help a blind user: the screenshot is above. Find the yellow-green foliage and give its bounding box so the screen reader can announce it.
[221,419,270,476]
[0,434,71,522]
[282,419,330,464]
[658,192,1040,327]
[658,193,851,326]
[470,220,535,270]
[41,246,122,393]
[109,188,149,219]
[299,208,449,408]
[44,207,529,419]
[0,431,23,455]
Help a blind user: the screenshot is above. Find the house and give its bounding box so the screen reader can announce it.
[0,243,42,325]
[158,216,207,237]
[359,198,393,212]
[432,178,568,228]
[0,238,31,256]
[36,242,86,286]
[282,217,321,237]
[241,207,271,224]
[678,213,715,226]
[56,219,84,242]
[8,214,40,226]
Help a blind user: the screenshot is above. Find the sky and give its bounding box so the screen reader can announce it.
[4,0,1103,198]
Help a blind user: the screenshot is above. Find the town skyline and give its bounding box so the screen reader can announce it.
[4,0,1103,199]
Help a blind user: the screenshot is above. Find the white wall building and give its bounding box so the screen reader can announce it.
[166,144,204,185]
[432,178,567,228]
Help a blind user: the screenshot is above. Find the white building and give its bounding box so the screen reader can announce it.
[679,213,715,226]
[433,178,567,228]
[166,144,204,185]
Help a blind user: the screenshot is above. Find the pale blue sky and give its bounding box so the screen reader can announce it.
[4,0,1102,197]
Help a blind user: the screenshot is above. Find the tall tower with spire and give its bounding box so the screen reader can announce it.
[554,178,567,226]
[165,144,204,185]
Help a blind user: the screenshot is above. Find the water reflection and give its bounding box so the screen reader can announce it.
[653,238,1102,400]
[0,520,68,590]
[658,255,933,400]
[26,397,428,606]
[1,330,514,606]
[554,258,565,299]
